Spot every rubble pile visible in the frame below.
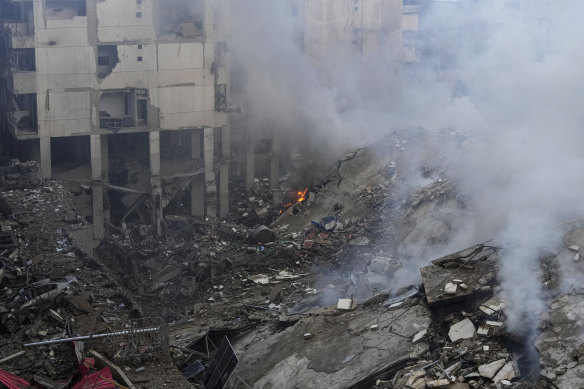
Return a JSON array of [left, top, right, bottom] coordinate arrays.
[[0, 159, 44, 191], [1, 130, 583, 388], [0, 181, 190, 388]]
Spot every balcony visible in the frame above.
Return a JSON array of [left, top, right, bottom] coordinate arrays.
[[99, 89, 149, 132], [6, 94, 38, 139], [3, 22, 34, 48]]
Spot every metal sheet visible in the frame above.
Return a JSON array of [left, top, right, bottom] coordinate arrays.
[[204, 336, 238, 389]]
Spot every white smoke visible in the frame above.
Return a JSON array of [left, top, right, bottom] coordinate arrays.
[[229, 0, 584, 338]]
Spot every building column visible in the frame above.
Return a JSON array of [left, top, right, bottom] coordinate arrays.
[[270, 134, 280, 204], [149, 131, 162, 235], [218, 125, 230, 218], [245, 134, 255, 191], [40, 137, 51, 179], [101, 135, 110, 223], [191, 128, 205, 217], [90, 134, 104, 241], [204, 127, 217, 217]]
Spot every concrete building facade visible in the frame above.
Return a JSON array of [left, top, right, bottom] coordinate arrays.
[[303, 0, 406, 61], [0, 0, 231, 241]]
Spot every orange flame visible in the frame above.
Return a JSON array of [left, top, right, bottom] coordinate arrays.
[[296, 188, 308, 203], [280, 188, 309, 213]]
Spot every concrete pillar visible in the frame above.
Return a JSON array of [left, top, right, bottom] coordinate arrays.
[[218, 125, 231, 218], [101, 135, 110, 223], [270, 134, 280, 204], [204, 127, 217, 217], [245, 141, 255, 191], [90, 134, 104, 241], [191, 128, 205, 217], [39, 137, 51, 179], [149, 131, 163, 234], [101, 135, 109, 179]]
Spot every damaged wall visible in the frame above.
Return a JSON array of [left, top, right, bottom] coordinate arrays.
[[8, 0, 228, 141], [304, 0, 403, 60], [96, 0, 156, 43]]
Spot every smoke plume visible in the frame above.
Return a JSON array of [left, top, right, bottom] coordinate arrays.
[[229, 0, 584, 339]]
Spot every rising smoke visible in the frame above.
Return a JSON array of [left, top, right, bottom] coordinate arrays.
[[229, 0, 584, 341]]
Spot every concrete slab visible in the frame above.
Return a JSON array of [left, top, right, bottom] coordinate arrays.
[[478, 359, 506, 379], [448, 318, 476, 343], [231, 304, 431, 388], [421, 245, 499, 307]]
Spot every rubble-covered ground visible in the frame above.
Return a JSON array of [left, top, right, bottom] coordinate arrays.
[[1, 131, 583, 388]]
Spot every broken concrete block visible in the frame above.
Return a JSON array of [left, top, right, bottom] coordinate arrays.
[[370, 324, 379, 331], [411, 378, 426, 389], [444, 282, 457, 295], [426, 379, 450, 387], [485, 320, 504, 327], [481, 295, 505, 312], [337, 298, 356, 310], [478, 358, 506, 379], [453, 279, 464, 284], [569, 245, 580, 252], [412, 329, 427, 343], [421, 245, 498, 307], [574, 253, 580, 262], [249, 274, 270, 284], [448, 318, 476, 342], [405, 369, 425, 387], [303, 333, 313, 340], [492, 362, 517, 383], [479, 306, 496, 316]]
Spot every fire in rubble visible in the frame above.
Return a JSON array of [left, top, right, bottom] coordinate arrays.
[[280, 188, 309, 213]]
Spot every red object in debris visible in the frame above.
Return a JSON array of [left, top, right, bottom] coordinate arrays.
[[78, 358, 95, 375], [72, 367, 115, 389], [303, 239, 314, 249], [0, 369, 30, 389]]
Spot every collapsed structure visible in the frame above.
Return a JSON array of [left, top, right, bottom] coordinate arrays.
[[0, 1, 581, 389]]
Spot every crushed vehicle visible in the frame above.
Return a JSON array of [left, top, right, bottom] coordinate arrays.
[[0, 275, 79, 333]]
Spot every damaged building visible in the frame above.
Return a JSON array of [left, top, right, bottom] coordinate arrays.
[[0, 0, 583, 389], [0, 0, 231, 242]]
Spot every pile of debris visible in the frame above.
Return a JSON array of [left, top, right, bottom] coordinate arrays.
[[0, 160, 44, 190], [0, 180, 191, 388]]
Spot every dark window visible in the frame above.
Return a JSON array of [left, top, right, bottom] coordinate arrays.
[[13, 49, 35, 72], [137, 99, 148, 125], [136, 12, 142, 18], [137, 56, 143, 62], [98, 56, 110, 66], [138, 44, 143, 50]]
